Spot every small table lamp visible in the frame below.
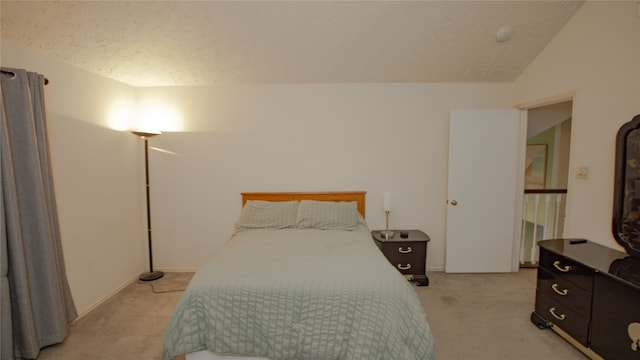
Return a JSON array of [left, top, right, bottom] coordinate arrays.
[[381, 192, 394, 239]]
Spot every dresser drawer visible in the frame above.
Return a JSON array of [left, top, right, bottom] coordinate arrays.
[[535, 290, 590, 346], [539, 249, 594, 291], [591, 273, 640, 360], [537, 267, 592, 318], [379, 241, 426, 275]]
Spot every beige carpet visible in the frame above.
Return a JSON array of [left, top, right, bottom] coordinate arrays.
[[418, 270, 586, 359], [37, 269, 587, 360], [38, 272, 194, 360]]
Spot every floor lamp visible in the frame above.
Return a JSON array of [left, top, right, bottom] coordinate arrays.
[[132, 131, 164, 281]]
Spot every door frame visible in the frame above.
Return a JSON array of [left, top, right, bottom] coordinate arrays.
[[512, 110, 527, 271]]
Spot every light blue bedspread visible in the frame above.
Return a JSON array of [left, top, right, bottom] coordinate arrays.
[[163, 227, 435, 360]]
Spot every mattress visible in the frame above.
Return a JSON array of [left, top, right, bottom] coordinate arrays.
[[163, 227, 434, 360]]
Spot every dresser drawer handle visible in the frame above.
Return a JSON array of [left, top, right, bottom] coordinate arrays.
[[551, 283, 569, 296], [553, 261, 571, 272], [397, 264, 411, 270], [628, 323, 640, 351], [549, 307, 566, 321], [398, 246, 412, 254]]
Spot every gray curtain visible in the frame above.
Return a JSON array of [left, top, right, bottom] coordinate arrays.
[[1, 68, 77, 359]]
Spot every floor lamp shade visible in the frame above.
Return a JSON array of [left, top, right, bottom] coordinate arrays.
[[132, 131, 163, 281]]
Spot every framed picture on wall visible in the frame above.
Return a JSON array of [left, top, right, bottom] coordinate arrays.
[[525, 144, 547, 189]]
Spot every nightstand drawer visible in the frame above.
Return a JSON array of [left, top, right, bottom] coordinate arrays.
[[379, 241, 426, 274], [537, 267, 591, 318]]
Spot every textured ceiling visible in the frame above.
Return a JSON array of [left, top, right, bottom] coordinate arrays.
[[1, 1, 585, 87]]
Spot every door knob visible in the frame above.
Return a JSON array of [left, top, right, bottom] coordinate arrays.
[[450, 200, 458, 206]]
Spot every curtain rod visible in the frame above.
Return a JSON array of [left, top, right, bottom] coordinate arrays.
[[1, 69, 49, 85]]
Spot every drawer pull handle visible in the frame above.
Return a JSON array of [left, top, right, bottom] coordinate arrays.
[[398, 246, 412, 254], [553, 261, 571, 272], [397, 264, 411, 270], [551, 283, 569, 296], [549, 307, 566, 321]]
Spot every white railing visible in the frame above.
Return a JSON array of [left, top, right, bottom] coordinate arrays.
[[520, 190, 567, 266]]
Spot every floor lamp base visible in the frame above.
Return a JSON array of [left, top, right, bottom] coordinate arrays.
[[139, 271, 164, 282]]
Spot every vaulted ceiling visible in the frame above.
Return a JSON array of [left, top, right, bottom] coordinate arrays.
[[1, 1, 585, 87]]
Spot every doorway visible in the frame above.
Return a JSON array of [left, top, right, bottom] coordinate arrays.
[[520, 100, 573, 267]]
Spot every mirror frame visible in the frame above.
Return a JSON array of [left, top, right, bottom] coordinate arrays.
[[613, 114, 640, 257]]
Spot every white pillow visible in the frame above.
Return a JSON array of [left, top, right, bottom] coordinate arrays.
[[234, 200, 299, 232], [296, 200, 360, 230]]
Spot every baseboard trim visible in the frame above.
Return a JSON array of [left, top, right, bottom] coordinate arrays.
[[72, 273, 139, 323], [160, 267, 199, 273], [551, 325, 604, 360], [72, 269, 197, 323]]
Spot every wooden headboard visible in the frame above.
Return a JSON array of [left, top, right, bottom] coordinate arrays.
[[241, 191, 366, 217]]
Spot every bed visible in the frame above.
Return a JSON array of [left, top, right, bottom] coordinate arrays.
[[163, 192, 435, 360]]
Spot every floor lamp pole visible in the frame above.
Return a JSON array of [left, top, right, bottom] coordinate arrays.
[[133, 131, 163, 282]]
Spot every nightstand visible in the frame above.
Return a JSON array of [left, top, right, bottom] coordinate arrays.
[[371, 229, 430, 286]]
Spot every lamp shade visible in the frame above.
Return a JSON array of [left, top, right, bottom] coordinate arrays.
[[383, 192, 392, 212], [132, 130, 161, 138]]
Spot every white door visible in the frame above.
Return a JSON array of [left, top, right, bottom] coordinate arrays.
[[445, 109, 526, 273]]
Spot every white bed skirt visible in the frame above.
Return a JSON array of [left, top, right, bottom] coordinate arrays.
[[186, 350, 269, 360]]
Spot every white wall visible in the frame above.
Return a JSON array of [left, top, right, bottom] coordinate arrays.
[[1, 41, 145, 315], [514, 1, 640, 251], [140, 83, 515, 272]]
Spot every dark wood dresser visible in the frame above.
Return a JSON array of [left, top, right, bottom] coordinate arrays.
[[532, 238, 640, 359]]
